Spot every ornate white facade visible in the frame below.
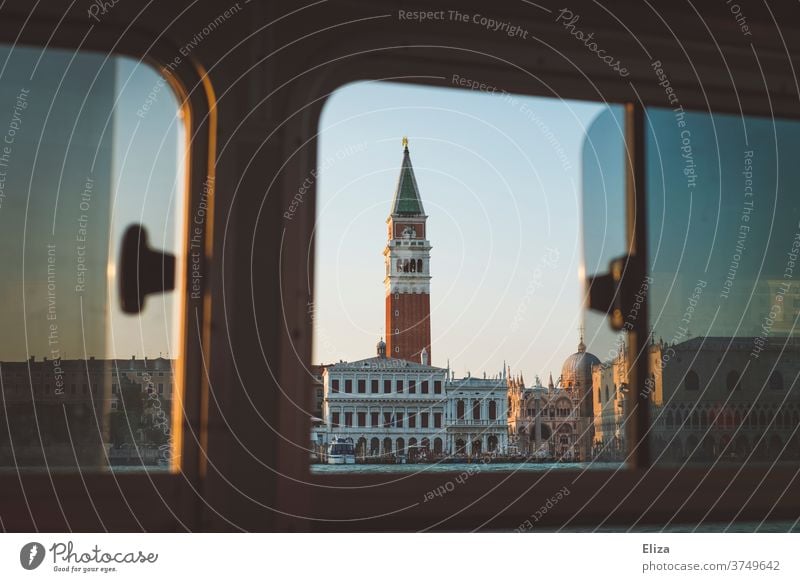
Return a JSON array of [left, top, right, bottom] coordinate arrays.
[[322, 341, 509, 458], [507, 375, 590, 460], [322, 341, 449, 459], [446, 375, 508, 456], [507, 338, 600, 461]]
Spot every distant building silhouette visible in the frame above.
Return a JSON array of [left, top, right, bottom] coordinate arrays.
[[0, 355, 174, 467]]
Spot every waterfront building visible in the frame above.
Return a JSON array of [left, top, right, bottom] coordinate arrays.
[[507, 338, 599, 460], [507, 374, 589, 460], [647, 337, 800, 462], [0, 355, 174, 465], [592, 342, 627, 460], [309, 364, 325, 419], [446, 373, 508, 456], [560, 334, 599, 422], [591, 335, 800, 463], [322, 339, 448, 459]]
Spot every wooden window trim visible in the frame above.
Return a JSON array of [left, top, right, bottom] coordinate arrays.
[[5, 0, 800, 532], [0, 18, 216, 531], [274, 32, 800, 530]]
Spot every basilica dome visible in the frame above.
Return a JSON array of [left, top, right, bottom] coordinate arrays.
[[561, 338, 600, 391]]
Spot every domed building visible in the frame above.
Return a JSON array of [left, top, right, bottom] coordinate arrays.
[[505, 335, 600, 461], [561, 335, 600, 418]]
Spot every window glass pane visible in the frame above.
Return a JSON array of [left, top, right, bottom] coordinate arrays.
[[581, 107, 628, 462], [0, 45, 186, 471], [645, 107, 800, 465], [310, 80, 622, 473]]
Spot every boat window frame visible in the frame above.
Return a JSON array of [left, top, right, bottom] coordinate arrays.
[[0, 17, 215, 531], [4, 1, 800, 532], [281, 68, 800, 533]]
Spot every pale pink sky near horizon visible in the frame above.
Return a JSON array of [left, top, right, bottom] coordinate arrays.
[[312, 81, 623, 381]]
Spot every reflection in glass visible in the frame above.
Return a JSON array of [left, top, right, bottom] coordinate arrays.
[[644, 108, 800, 465], [580, 106, 628, 461], [0, 46, 184, 470]]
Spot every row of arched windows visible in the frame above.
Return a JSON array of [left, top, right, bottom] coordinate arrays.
[[362, 436, 443, 456], [522, 403, 573, 418], [653, 433, 800, 463], [662, 404, 800, 430], [682, 369, 786, 392], [396, 258, 423, 273]]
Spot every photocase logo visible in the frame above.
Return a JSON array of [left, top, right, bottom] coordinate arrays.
[[20, 542, 46, 570]]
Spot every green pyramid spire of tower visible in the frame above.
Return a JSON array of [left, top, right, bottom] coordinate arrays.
[[391, 137, 425, 216]]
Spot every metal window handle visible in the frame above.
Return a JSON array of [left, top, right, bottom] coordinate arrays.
[[119, 224, 176, 314], [586, 255, 629, 330]]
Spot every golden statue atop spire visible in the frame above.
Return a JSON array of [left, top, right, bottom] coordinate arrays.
[[402, 136, 408, 149]]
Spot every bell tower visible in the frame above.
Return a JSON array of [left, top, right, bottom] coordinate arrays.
[[384, 137, 432, 363]]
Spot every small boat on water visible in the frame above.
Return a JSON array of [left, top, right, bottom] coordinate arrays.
[[327, 436, 356, 465]]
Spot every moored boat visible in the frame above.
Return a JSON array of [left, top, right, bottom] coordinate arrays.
[[327, 436, 356, 464]]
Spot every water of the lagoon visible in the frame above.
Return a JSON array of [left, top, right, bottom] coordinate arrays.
[[310, 461, 623, 474]]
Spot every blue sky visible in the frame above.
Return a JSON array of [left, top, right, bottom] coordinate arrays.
[[314, 80, 621, 380], [0, 49, 181, 361], [109, 57, 183, 360]]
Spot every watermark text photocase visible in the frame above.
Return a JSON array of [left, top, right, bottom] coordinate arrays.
[[87, 0, 122, 23], [555, 8, 629, 77]]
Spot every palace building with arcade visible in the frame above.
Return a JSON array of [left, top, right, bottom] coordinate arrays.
[[322, 340, 448, 459]]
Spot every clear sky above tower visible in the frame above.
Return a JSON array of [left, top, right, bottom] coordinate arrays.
[[314, 80, 617, 380]]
